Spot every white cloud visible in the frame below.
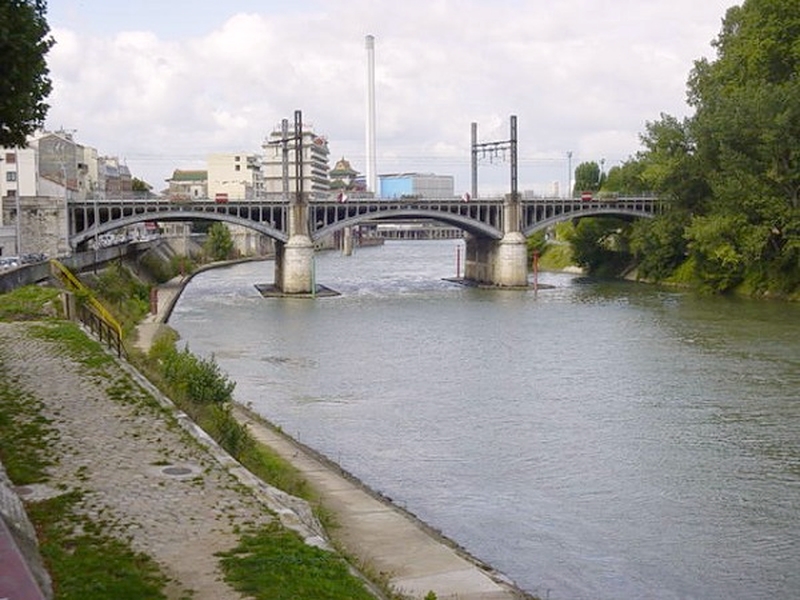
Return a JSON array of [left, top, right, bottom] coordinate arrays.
[[44, 0, 735, 193]]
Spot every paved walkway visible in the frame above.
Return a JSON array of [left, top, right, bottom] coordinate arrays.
[[0, 321, 274, 599]]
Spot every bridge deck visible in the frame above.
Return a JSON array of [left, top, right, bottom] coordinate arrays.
[[67, 196, 664, 248]]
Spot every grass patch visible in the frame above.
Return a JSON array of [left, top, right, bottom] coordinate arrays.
[[217, 521, 375, 600], [26, 491, 171, 600], [30, 321, 114, 373], [0, 285, 61, 321], [0, 362, 57, 484]]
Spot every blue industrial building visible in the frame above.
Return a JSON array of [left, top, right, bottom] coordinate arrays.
[[379, 173, 454, 199]]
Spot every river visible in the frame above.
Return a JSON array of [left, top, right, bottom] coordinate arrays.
[[168, 240, 800, 600]]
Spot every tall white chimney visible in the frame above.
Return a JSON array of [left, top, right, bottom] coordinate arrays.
[[365, 35, 377, 195]]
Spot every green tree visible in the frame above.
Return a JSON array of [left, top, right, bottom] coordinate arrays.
[[204, 222, 234, 261], [637, 114, 711, 211], [573, 161, 603, 195], [630, 211, 691, 281], [0, 0, 54, 147], [602, 159, 648, 195], [131, 177, 152, 194], [567, 217, 633, 277], [684, 0, 800, 293], [623, 0, 800, 295]]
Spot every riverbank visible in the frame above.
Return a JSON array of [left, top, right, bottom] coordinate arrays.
[[139, 265, 532, 599]]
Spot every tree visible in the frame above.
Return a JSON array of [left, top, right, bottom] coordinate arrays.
[[637, 114, 711, 211], [630, 210, 691, 282], [684, 0, 800, 293], [602, 159, 648, 195], [131, 177, 152, 194], [621, 0, 800, 295], [0, 0, 54, 147], [567, 217, 633, 277], [204, 222, 234, 261], [573, 161, 603, 195]]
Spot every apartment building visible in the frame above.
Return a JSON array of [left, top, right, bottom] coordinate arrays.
[[262, 124, 330, 200], [207, 153, 263, 200]]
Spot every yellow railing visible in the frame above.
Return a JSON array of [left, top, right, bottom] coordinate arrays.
[[50, 259, 125, 355]]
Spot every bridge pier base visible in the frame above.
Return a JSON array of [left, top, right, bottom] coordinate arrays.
[[464, 232, 528, 287], [342, 226, 353, 256], [275, 235, 315, 294]]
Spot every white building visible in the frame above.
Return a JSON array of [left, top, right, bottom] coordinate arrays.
[[0, 130, 137, 258], [262, 124, 330, 200], [207, 153, 263, 200]]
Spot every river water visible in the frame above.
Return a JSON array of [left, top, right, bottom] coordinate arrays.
[[169, 240, 800, 600]]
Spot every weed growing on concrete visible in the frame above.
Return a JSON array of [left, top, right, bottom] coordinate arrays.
[[0, 363, 57, 484], [30, 321, 114, 373], [217, 520, 376, 600], [26, 491, 172, 600]]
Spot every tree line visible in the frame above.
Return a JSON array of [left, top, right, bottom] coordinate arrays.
[[568, 0, 799, 297]]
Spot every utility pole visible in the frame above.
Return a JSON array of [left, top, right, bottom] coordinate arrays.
[[470, 115, 518, 201], [268, 110, 306, 209], [567, 151, 573, 198]]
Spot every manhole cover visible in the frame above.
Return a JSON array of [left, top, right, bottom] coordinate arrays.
[[162, 466, 193, 476], [15, 486, 33, 496]]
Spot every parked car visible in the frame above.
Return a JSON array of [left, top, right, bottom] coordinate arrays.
[[0, 256, 20, 271]]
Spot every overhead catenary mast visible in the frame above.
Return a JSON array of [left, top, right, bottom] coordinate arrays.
[[365, 34, 377, 195]]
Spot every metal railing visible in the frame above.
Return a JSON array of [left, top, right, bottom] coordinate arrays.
[[50, 259, 125, 357]]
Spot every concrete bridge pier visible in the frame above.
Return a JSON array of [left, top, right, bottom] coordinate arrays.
[[341, 226, 354, 256], [274, 235, 315, 294], [464, 233, 529, 287], [493, 231, 529, 287]]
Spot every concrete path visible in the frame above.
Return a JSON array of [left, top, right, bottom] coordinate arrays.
[[235, 407, 524, 599]]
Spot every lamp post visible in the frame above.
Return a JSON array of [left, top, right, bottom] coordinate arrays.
[[12, 151, 21, 256]]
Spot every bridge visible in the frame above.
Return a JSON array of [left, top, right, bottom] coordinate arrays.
[[67, 195, 664, 293]]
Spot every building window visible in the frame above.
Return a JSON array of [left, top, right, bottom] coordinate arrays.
[[6, 171, 16, 182], [235, 165, 241, 171], [5, 153, 15, 164]]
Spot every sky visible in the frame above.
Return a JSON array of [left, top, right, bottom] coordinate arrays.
[[44, 0, 737, 195]]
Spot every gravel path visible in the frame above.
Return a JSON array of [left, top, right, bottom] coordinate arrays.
[[0, 321, 277, 600]]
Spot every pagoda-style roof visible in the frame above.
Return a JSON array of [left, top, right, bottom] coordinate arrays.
[[330, 157, 357, 177]]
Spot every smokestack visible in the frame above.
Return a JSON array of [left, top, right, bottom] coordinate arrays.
[[365, 35, 377, 195]]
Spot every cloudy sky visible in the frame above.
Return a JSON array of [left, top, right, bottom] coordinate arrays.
[[45, 0, 736, 195]]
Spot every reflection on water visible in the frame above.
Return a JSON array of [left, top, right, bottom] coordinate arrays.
[[170, 241, 800, 600]]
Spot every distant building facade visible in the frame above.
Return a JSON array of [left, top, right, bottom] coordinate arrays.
[[379, 173, 454, 199], [0, 130, 115, 257], [262, 124, 330, 200], [165, 170, 207, 200], [207, 153, 263, 200]]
